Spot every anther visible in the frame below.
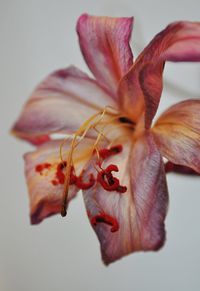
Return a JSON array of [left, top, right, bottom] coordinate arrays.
[[91, 212, 119, 232], [35, 163, 51, 175], [51, 162, 77, 186], [99, 145, 123, 159], [97, 164, 127, 193]]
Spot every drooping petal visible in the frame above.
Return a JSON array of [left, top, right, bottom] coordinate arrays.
[[118, 21, 200, 128], [24, 137, 94, 224], [83, 133, 168, 264], [165, 161, 199, 175], [77, 14, 134, 97], [153, 100, 200, 173], [12, 66, 115, 144]]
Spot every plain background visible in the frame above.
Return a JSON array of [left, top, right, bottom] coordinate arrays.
[[0, 0, 200, 290]]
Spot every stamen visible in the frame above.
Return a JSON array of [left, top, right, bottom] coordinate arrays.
[[99, 145, 122, 159], [35, 163, 51, 175], [97, 164, 127, 193], [51, 162, 77, 186], [90, 212, 119, 232], [60, 107, 120, 217]]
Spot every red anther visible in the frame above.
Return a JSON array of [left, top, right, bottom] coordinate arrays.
[[99, 145, 123, 159], [51, 179, 58, 186], [53, 162, 77, 186], [117, 185, 127, 193], [110, 145, 123, 154], [99, 148, 110, 159], [35, 163, 51, 175], [105, 164, 119, 174], [91, 212, 119, 232], [97, 164, 127, 193], [97, 171, 119, 191], [69, 166, 77, 185], [76, 173, 95, 190], [35, 164, 43, 173], [56, 162, 65, 184]]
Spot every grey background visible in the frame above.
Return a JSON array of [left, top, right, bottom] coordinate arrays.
[[0, 0, 200, 290]]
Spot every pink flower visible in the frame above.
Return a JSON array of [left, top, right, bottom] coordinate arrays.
[[12, 14, 200, 265]]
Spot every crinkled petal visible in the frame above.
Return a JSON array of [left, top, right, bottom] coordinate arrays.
[[118, 21, 200, 128], [77, 14, 133, 97], [12, 66, 115, 144], [24, 138, 94, 224], [153, 100, 200, 173], [83, 133, 168, 264]]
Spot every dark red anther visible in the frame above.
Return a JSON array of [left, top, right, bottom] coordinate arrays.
[[104, 164, 119, 174], [76, 173, 95, 190], [52, 162, 77, 186], [91, 212, 119, 232], [97, 164, 127, 193], [99, 145, 123, 159], [69, 166, 77, 185], [35, 163, 51, 175], [51, 179, 58, 186], [56, 162, 65, 184], [117, 185, 127, 193], [110, 145, 123, 154], [97, 171, 119, 191]]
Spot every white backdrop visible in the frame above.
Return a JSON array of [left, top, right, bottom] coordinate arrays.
[[1, 0, 200, 290]]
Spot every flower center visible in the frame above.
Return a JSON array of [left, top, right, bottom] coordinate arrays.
[[59, 106, 134, 217]]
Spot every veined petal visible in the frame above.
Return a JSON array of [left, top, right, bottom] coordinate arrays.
[[118, 21, 200, 128], [77, 14, 133, 97], [83, 133, 168, 264], [24, 138, 94, 224], [12, 66, 115, 144], [153, 99, 200, 173]]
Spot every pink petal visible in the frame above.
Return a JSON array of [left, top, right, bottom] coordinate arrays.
[[24, 138, 94, 224], [12, 66, 115, 144], [118, 21, 200, 128], [83, 133, 168, 264], [153, 100, 200, 173], [165, 161, 199, 175], [77, 14, 133, 97]]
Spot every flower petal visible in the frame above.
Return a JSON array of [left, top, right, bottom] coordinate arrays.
[[83, 133, 168, 264], [77, 14, 133, 97], [153, 100, 200, 173], [24, 138, 94, 224], [165, 161, 199, 175], [12, 66, 115, 144], [118, 21, 200, 128]]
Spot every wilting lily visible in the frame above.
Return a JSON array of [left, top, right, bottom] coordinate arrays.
[[12, 14, 200, 265]]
